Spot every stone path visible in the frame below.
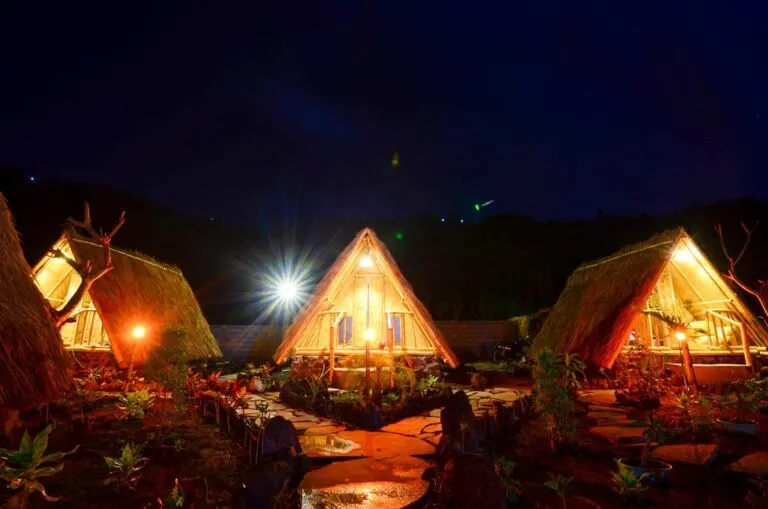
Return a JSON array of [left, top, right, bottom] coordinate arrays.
[[225, 387, 528, 507], [581, 390, 649, 445]]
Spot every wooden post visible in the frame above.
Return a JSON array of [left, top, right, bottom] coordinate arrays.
[[646, 313, 654, 347], [388, 314, 395, 389], [681, 340, 698, 392], [329, 323, 336, 387], [741, 323, 754, 371]]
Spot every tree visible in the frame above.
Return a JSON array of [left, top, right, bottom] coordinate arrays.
[[715, 222, 768, 319], [47, 202, 125, 328]]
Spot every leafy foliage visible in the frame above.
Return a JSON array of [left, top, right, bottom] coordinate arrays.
[[158, 478, 185, 508], [143, 328, 190, 412], [118, 389, 155, 420], [611, 460, 648, 499], [104, 442, 149, 489], [417, 375, 440, 394], [532, 350, 576, 446], [544, 473, 572, 509], [0, 425, 79, 508], [562, 353, 586, 390], [494, 456, 523, 505]]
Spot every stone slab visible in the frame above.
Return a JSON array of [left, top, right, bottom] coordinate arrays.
[[728, 452, 768, 475], [299, 455, 429, 509], [578, 390, 617, 405], [589, 426, 647, 445], [650, 444, 718, 466], [489, 391, 525, 403], [304, 422, 348, 436], [588, 404, 627, 414], [301, 430, 435, 459], [380, 416, 442, 437]]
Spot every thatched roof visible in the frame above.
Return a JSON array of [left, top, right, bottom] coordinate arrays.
[[532, 229, 684, 368], [67, 235, 222, 367], [0, 194, 72, 408], [274, 227, 459, 367]]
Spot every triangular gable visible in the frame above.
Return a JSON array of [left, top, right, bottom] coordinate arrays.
[[33, 234, 222, 367], [532, 228, 768, 368], [274, 228, 459, 367]]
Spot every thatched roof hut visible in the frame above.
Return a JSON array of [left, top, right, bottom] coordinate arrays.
[[274, 227, 459, 368], [33, 234, 222, 367], [0, 194, 72, 408], [532, 228, 768, 368]]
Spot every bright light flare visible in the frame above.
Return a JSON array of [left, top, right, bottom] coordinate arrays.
[[673, 247, 694, 264], [277, 279, 299, 301], [674, 330, 687, 341], [132, 325, 147, 340], [359, 255, 374, 268], [364, 328, 376, 341], [254, 250, 316, 321]]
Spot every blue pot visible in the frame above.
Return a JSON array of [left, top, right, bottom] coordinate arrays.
[[618, 457, 672, 485]]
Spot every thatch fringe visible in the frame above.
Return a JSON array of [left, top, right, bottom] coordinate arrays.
[[0, 194, 73, 408], [69, 236, 222, 367], [532, 229, 683, 368]]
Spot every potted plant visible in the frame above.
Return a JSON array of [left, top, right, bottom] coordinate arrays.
[[618, 411, 673, 485], [717, 382, 759, 435]]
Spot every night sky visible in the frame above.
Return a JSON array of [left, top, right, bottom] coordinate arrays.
[[2, 2, 766, 223]]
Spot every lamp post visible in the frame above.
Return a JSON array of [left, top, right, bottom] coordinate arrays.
[[124, 325, 146, 391], [364, 328, 375, 398]]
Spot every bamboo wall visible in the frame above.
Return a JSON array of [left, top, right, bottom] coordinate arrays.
[[213, 320, 530, 365]]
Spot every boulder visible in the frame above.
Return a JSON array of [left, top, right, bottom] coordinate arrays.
[[440, 453, 506, 509], [260, 416, 301, 458], [242, 460, 294, 509], [441, 391, 483, 453]]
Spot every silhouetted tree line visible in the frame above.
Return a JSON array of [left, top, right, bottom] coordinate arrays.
[[2, 166, 767, 325]]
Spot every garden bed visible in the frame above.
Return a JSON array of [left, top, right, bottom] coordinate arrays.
[[0, 393, 251, 508]]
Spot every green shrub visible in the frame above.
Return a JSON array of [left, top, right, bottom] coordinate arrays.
[[0, 425, 79, 507]]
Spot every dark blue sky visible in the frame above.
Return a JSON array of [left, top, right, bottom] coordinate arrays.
[[1, 2, 766, 222]]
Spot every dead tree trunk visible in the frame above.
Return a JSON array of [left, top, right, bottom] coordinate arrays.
[[48, 202, 125, 328]]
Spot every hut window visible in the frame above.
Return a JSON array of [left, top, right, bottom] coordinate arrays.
[[337, 316, 353, 346], [393, 315, 402, 346]]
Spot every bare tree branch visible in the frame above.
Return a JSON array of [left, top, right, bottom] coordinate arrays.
[[48, 202, 125, 329], [715, 222, 768, 319]]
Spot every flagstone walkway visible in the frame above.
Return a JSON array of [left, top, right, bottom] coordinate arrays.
[[224, 387, 528, 508]]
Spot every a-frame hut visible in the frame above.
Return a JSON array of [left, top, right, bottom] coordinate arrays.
[[32, 233, 223, 368], [532, 228, 768, 376], [0, 194, 72, 409], [274, 228, 458, 384]]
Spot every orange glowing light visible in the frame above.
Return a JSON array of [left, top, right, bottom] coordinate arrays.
[[132, 325, 147, 340], [674, 330, 687, 341]]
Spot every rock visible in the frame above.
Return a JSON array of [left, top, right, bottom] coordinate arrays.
[[242, 460, 294, 509], [260, 416, 301, 458], [589, 425, 647, 445], [300, 430, 435, 458], [729, 452, 768, 475], [248, 377, 266, 393], [578, 390, 618, 405], [650, 444, 718, 466], [380, 416, 442, 437], [299, 455, 429, 508], [303, 422, 347, 435], [441, 453, 506, 509], [471, 373, 488, 390], [441, 391, 483, 453]]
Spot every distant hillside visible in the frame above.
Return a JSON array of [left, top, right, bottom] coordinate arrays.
[[2, 166, 768, 325]]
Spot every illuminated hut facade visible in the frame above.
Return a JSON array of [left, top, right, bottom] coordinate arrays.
[[533, 228, 768, 378], [32, 234, 223, 368], [274, 228, 458, 386], [0, 194, 72, 409]]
